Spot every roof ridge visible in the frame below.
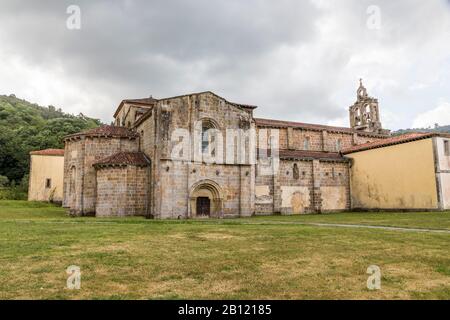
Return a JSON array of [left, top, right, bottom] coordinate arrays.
[[255, 117, 388, 137], [94, 151, 150, 167], [341, 132, 441, 154], [30, 149, 65, 156], [64, 125, 138, 140]]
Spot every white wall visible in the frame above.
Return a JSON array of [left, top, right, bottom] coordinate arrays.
[[435, 137, 450, 209]]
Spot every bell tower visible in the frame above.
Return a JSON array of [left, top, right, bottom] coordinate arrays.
[[349, 79, 387, 134]]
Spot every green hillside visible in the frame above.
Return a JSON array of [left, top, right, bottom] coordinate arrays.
[[0, 94, 101, 183], [394, 125, 450, 135]]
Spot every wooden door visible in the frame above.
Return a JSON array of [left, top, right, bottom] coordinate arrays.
[[196, 197, 211, 216]]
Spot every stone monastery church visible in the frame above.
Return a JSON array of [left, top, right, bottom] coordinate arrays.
[[63, 81, 392, 218]]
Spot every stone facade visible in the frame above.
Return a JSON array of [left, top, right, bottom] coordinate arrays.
[[95, 165, 150, 217], [63, 84, 390, 218]]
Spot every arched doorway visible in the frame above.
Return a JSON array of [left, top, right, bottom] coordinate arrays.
[[189, 180, 223, 218]]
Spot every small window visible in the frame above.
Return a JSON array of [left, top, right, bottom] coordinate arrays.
[[45, 179, 52, 189], [303, 137, 310, 150], [139, 130, 144, 150], [444, 140, 450, 156], [293, 163, 300, 180]]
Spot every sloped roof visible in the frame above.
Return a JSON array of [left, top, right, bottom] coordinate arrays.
[[64, 125, 139, 140], [93, 152, 150, 167], [114, 91, 257, 119], [280, 149, 348, 161], [114, 97, 157, 118], [255, 118, 388, 137], [158, 91, 258, 109], [30, 149, 64, 156], [258, 149, 348, 162], [124, 97, 158, 105], [342, 132, 450, 154]]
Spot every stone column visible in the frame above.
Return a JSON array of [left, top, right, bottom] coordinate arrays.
[[352, 133, 358, 146], [77, 137, 86, 216], [273, 166, 281, 213], [287, 127, 294, 150], [322, 130, 328, 152], [239, 166, 254, 217], [312, 159, 322, 213]]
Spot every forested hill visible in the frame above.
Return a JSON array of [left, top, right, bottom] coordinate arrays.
[[0, 94, 102, 182], [394, 125, 450, 135]]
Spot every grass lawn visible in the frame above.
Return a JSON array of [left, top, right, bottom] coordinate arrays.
[[0, 201, 449, 300]]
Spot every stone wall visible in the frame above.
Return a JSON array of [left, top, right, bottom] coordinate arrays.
[[257, 126, 385, 152], [278, 160, 315, 214], [318, 161, 350, 212], [255, 159, 350, 215], [157, 160, 253, 219], [63, 136, 139, 216], [138, 91, 256, 219], [95, 165, 149, 217], [255, 173, 274, 215]]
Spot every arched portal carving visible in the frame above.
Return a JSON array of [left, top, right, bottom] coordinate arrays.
[[188, 180, 224, 218]]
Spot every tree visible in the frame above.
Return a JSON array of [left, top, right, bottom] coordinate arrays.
[[0, 94, 102, 183], [0, 175, 9, 187]]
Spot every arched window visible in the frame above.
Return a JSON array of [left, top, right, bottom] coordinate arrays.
[[293, 163, 299, 180], [201, 119, 218, 154]]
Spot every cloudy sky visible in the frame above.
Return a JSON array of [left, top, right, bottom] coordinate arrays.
[[0, 0, 449, 129]]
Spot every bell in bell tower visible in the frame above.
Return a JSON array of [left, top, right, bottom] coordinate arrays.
[[349, 79, 387, 134]]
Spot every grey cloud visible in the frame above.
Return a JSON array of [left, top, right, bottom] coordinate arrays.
[[0, 0, 449, 128]]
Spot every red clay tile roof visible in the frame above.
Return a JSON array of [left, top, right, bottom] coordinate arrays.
[[30, 149, 65, 156], [280, 149, 348, 161], [64, 125, 139, 140], [258, 149, 348, 161], [341, 132, 450, 154], [93, 152, 150, 167], [255, 118, 388, 137]]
